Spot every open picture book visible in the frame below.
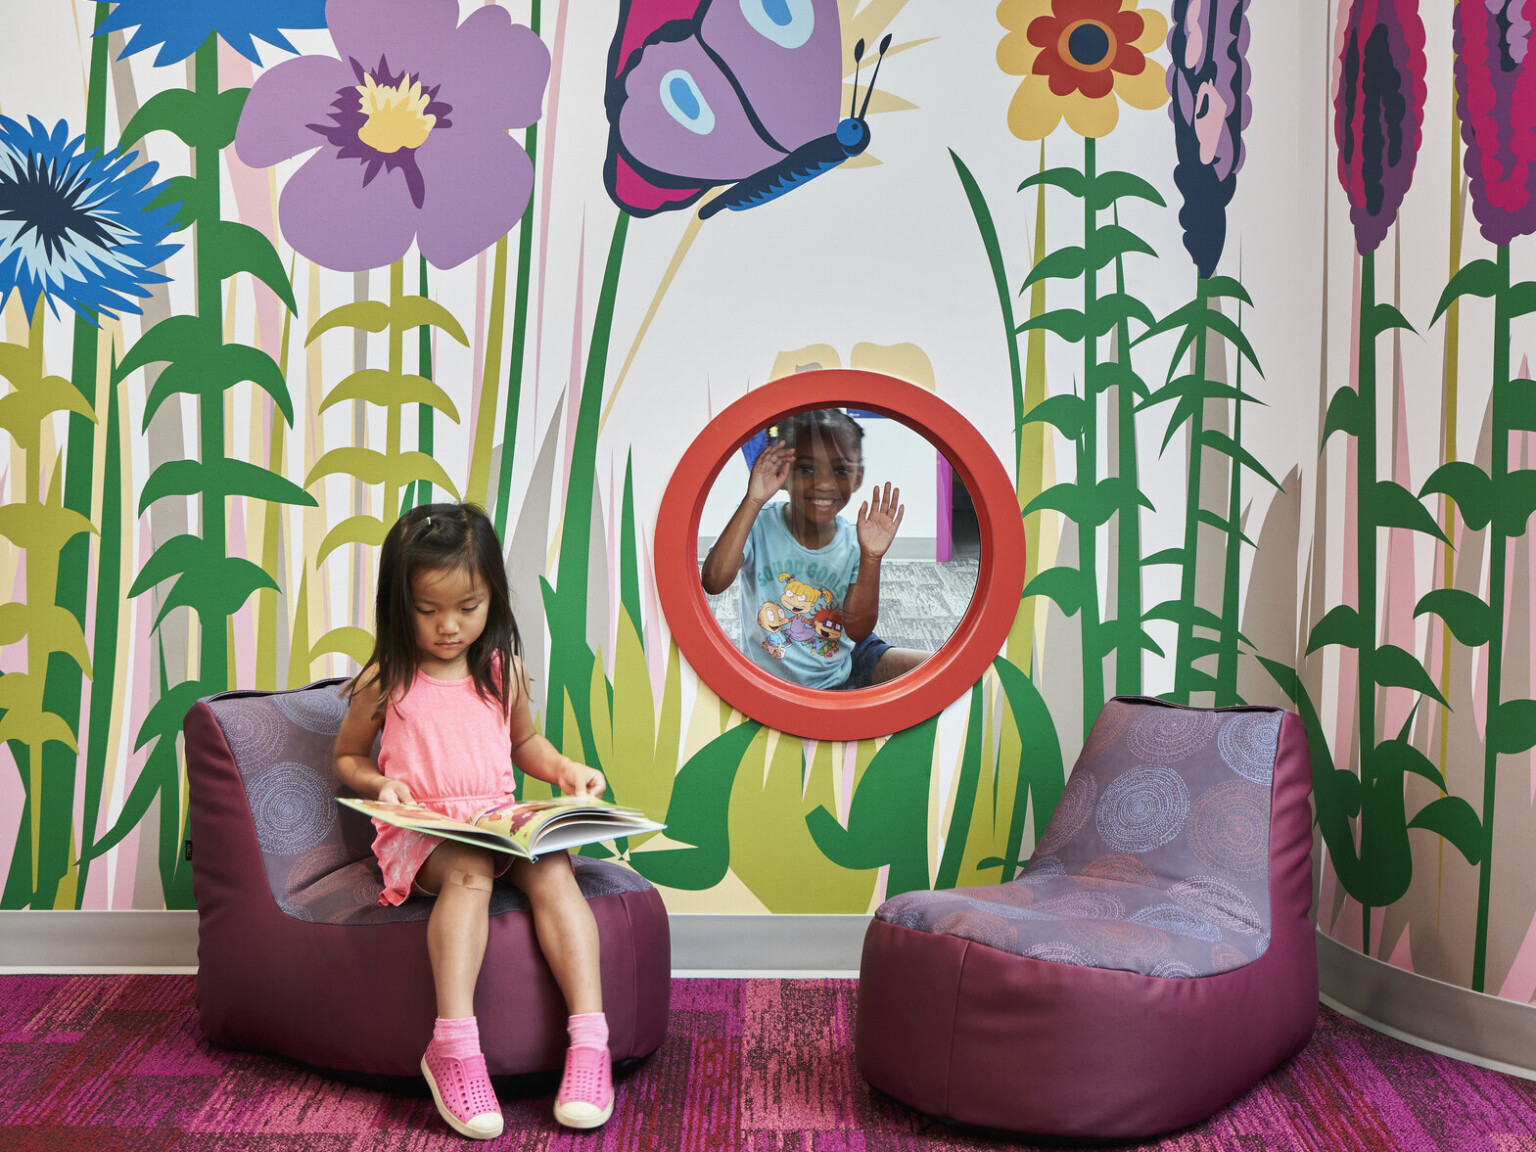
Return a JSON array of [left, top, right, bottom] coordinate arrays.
[[337, 795, 664, 860]]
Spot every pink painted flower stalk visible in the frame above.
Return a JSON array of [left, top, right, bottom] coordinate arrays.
[[1332, 0, 1428, 254], [1454, 0, 1536, 245]]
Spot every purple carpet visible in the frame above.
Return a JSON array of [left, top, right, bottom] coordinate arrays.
[[2, 975, 1533, 1150]]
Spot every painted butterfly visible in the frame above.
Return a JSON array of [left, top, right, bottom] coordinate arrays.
[[603, 0, 891, 219]]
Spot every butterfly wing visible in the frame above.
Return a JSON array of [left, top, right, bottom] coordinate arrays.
[[699, 0, 842, 153]]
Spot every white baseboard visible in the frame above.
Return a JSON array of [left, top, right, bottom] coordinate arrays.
[[0, 910, 869, 976]]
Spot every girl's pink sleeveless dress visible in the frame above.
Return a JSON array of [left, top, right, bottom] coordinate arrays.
[[372, 668, 518, 905]]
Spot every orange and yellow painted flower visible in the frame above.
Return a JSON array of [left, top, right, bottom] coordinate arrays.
[[997, 0, 1169, 140]]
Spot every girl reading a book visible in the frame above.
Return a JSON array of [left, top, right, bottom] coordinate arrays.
[[334, 502, 613, 1138]]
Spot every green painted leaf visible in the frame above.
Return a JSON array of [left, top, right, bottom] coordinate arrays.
[[1490, 699, 1536, 755], [1091, 360, 1151, 401], [1021, 245, 1086, 291], [142, 344, 294, 428], [1408, 795, 1484, 866], [1306, 604, 1365, 653], [1321, 386, 1364, 448], [1101, 618, 1165, 658], [308, 626, 375, 666], [1431, 258, 1502, 326], [1017, 308, 1086, 342], [1141, 547, 1185, 567], [1090, 292, 1157, 336], [1497, 377, 1536, 433], [1134, 297, 1202, 345], [1199, 275, 1253, 306], [1087, 224, 1156, 269], [1506, 279, 1536, 320], [1018, 166, 1086, 198], [1374, 644, 1449, 706], [139, 459, 317, 512], [314, 515, 388, 567], [319, 369, 461, 420], [1201, 309, 1264, 374], [1413, 588, 1493, 647], [1020, 393, 1087, 439], [1088, 170, 1165, 210], [151, 174, 201, 231], [128, 533, 209, 597], [306, 300, 392, 343], [148, 557, 278, 630], [628, 722, 762, 890], [392, 296, 469, 345], [120, 86, 248, 150], [1137, 372, 1249, 413], [1145, 599, 1222, 631], [0, 503, 94, 553], [1022, 566, 1082, 616], [1157, 393, 1202, 453], [117, 314, 204, 379], [1420, 461, 1493, 530], [1371, 480, 1449, 543], [202, 220, 297, 313], [1493, 470, 1536, 537], [1370, 303, 1416, 335], [1206, 431, 1281, 489], [1375, 738, 1445, 790], [990, 658, 1065, 878]]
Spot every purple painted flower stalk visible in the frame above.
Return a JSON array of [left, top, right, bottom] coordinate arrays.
[[1454, 0, 1536, 246], [1333, 0, 1428, 254], [1167, 0, 1251, 277]]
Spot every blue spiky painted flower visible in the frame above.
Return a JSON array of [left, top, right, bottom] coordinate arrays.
[[96, 0, 328, 67], [0, 117, 181, 324]]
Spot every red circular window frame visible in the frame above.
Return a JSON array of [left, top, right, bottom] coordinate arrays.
[[654, 370, 1027, 741]]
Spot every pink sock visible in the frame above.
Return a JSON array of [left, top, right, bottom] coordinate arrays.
[[433, 1015, 481, 1058], [567, 1012, 608, 1052]]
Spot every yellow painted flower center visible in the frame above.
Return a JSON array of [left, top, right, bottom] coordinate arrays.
[[355, 73, 436, 153]]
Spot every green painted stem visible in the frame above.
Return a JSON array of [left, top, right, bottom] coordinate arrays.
[[493, 0, 540, 538], [42, 1, 111, 907], [1173, 275, 1209, 706], [1216, 297, 1246, 705], [546, 212, 629, 754], [194, 37, 226, 692], [1112, 241, 1142, 696], [1078, 137, 1103, 738], [1357, 250, 1379, 955], [384, 259, 405, 521], [1472, 244, 1511, 993]]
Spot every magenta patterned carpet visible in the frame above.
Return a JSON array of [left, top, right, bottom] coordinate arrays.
[[3, 975, 1535, 1150]]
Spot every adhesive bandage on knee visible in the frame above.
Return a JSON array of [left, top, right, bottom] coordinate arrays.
[[446, 869, 493, 893]]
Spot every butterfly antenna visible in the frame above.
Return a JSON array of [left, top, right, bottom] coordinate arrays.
[[857, 34, 892, 121], [849, 38, 866, 118]]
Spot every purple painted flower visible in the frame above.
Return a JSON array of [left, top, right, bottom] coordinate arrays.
[[1166, 0, 1251, 276], [1454, 0, 1536, 246], [234, 0, 549, 272], [1332, 0, 1427, 254]]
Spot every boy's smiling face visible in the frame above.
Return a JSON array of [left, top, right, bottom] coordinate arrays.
[[789, 430, 863, 530]]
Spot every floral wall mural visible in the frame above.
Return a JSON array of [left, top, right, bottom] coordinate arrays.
[[1, 0, 1533, 1014]]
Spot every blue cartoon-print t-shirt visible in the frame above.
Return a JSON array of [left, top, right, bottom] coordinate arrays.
[[737, 503, 861, 689]]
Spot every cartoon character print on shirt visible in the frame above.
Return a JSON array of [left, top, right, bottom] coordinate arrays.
[[812, 607, 844, 658], [777, 573, 831, 644], [757, 601, 791, 660]]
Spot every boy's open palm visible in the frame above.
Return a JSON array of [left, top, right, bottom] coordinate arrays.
[[857, 482, 904, 557], [747, 442, 793, 504]]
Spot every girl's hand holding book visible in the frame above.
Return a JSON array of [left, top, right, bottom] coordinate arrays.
[[376, 778, 416, 805]]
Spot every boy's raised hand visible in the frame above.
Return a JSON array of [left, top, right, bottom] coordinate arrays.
[[746, 441, 793, 505], [856, 482, 904, 558]]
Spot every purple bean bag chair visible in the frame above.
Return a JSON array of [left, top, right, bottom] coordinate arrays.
[[183, 678, 671, 1078], [856, 696, 1316, 1139]]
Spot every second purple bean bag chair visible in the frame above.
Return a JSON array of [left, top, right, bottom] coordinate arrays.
[[856, 696, 1316, 1139], [183, 678, 671, 1078]]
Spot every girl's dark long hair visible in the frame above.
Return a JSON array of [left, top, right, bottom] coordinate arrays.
[[351, 502, 523, 720]]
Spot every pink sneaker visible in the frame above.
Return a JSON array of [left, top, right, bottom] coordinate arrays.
[[553, 1044, 614, 1129], [421, 1038, 503, 1139]]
